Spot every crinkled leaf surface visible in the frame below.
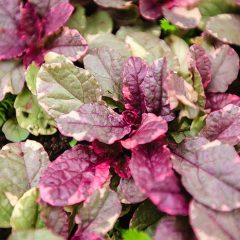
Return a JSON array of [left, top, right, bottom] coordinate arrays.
[[49, 27, 88, 61], [36, 55, 101, 119], [39, 144, 110, 206], [0, 140, 50, 227], [15, 88, 56, 136], [75, 184, 121, 235], [57, 103, 131, 144], [201, 104, 240, 145], [8, 228, 63, 240], [121, 113, 168, 149], [2, 118, 29, 142], [84, 47, 126, 100], [206, 14, 240, 46], [130, 142, 188, 215], [172, 138, 240, 211], [93, 0, 132, 9], [207, 44, 239, 93], [190, 200, 240, 240], [0, 60, 25, 101]]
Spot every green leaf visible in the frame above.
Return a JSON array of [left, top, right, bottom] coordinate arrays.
[[122, 229, 152, 240], [190, 114, 206, 136], [2, 118, 29, 142], [160, 18, 178, 34], [69, 138, 78, 147], [36, 54, 101, 119], [26, 62, 39, 95], [8, 228, 64, 240], [0, 94, 15, 127], [14, 88, 56, 136], [10, 188, 43, 230]]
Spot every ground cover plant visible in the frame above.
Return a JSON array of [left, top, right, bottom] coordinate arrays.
[[0, 0, 240, 239]]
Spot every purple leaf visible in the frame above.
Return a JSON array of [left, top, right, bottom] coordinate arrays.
[[206, 93, 240, 112], [57, 103, 131, 144], [207, 44, 239, 93], [0, 0, 21, 29], [112, 155, 131, 179], [48, 27, 88, 61], [122, 57, 147, 115], [0, 29, 25, 60], [201, 104, 240, 145], [172, 138, 240, 211], [130, 142, 189, 215], [154, 216, 194, 240], [44, 2, 74, 36], [188, 44, 211, 88], [39, 144, 110, 206], [139, 0, 163, 21], [23, 46, 45, 67], [121, 113, 168, 149], [72, 228, 104, 240], [190, 200, 240, 240]]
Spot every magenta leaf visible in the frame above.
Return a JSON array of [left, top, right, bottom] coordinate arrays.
[[112, 155, 131, 179], [139, 0, 163, 21], [57, 103, 131, 144], [0, 0, 21, 29], [130, 142, 189, 215], [172, 137, 240, 211], [48, 27, 88, 61], [0, 29, 25, 60], [39, 144, 110, 206], [122, 57, 147, 115], [23, 45, 46, 67], [121, 113, 168, 149], [72, 228, 104, 240], [207, 44, 239, 93], [190, 200, 240, 240], [201, 104, 240, 145], [188, 44, 211, 88], [44, 2, 74, 36]]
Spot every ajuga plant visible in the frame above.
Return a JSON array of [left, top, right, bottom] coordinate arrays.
[[1, 0, 240, 240]]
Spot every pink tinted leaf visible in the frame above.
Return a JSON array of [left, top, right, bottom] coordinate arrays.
[[93, 0, 132, 9], [188, 44, 211, 88], [48, 27, 88, 61], [23, 46, 45, 67], [172, 138, 240, 211], [163, 7, 201, 29], [130, 142, 189, 215], [206, 93, 240, 111], [154, 216, 194, 240], [39, 144, 110, 206], [0, 29, 25, 60], [117, 178, 147, 204], [121, 113, 168, 149], [207, 44, 239, 93], [72, 228, 104, 240], [122, 57, 147, 115], [112, 155, 131, 179], [44, 2, 74, 36], [201, 104, 240, 145], [190, 200, 240, 240], [139, 0, 163, 21], [57, 103, 131, 144], [0, 0, 21, 29]]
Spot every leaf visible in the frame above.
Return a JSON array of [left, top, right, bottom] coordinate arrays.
[[36, 55, 101, 119], [0, 60, 25, 101], [48, 27, 88, 61], [0, 140, 50, 227], [130, 200, 163, 230], [8, 228, 64, 240], [26, 62, 39, 95], [117, 178, 147, 204], [139, 0, 163, 21], [122, 229, 152, 240], [172, 138, 240, 211], [44, 2, 74, 36], [75, 184, 121, 236], [121, 113, 168, 149], [190, 200, 240, 240], [57, 103, 131, 144], [0, 0, 21, 29], [163, 7, 201, 29], [39, 144, 110, 206], [206, 14, 240, 46], [10, 188, 41, 230], [72, 230, 104, 240], [207, 44, 239, 93], [84, 47, 126, 100], [93, 0, 132, 9], [130, 142, 189, 215], [2, 118, 29, 142], [14, 87, 56, 136]]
